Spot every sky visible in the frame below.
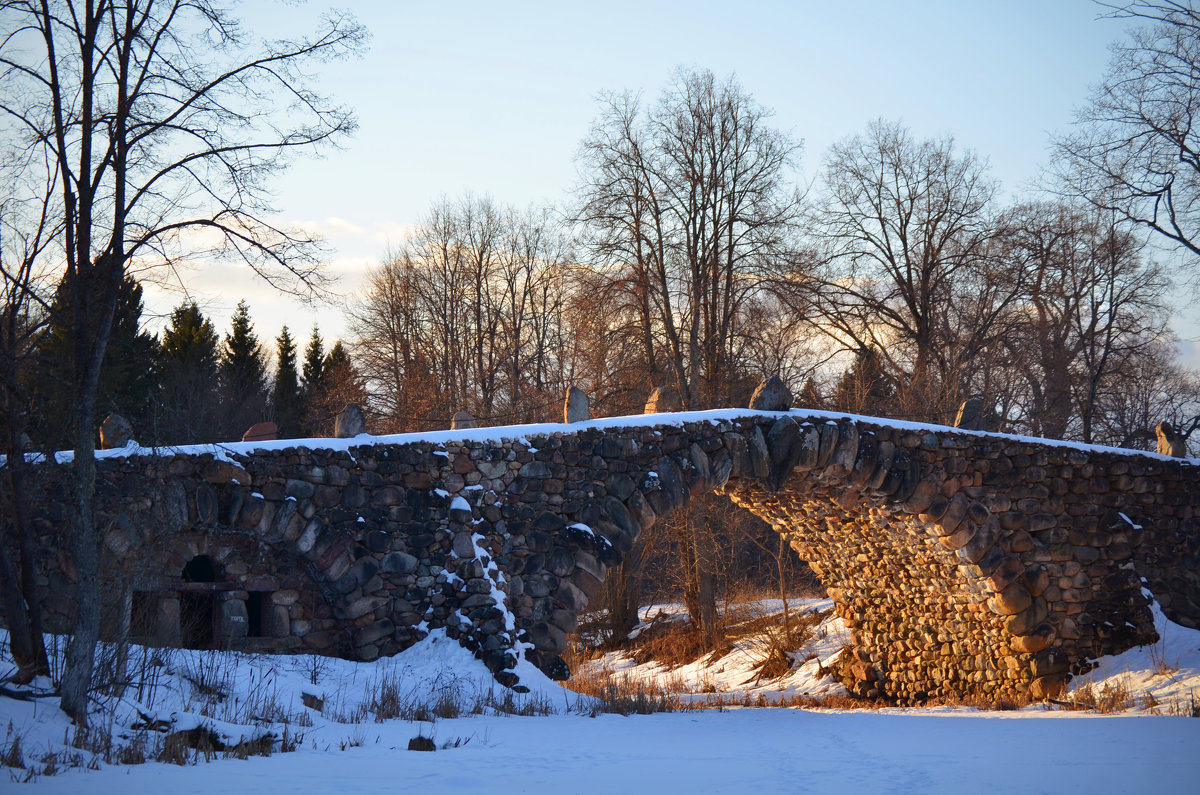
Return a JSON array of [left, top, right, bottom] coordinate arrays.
[[141, 0, 1199, 363]]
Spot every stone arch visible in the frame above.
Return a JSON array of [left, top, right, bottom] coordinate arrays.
[[182, 553, 220, 582], [512, 414, 1161, 703]]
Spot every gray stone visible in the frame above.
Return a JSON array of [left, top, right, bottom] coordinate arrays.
[[381, 551, 419, 576], [643, 385, 682, 414], [451, 411, 477, 430], [529, 621, 566, 652], [478, 460, 506, 478], [954, 397, 985, 430], [99, 413, 134, 449], [453, 531, 478, 559], [220, 599, 249, 639], [748, 375, 792, 411], [520, 460, 553, 478], [766, 415, 802, 490], [335, 404, 366, 438], [747, 426, 770, 480], [564, 385, 589, 423], [1156, 421, 1187, 457]]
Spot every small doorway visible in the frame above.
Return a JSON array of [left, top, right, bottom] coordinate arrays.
[[180, 555, 221, 649]]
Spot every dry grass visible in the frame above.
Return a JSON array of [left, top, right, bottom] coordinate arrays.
[[2, 722, 24, 769], [738, 609, 830, 683], [1062, 680, 1133, 714]]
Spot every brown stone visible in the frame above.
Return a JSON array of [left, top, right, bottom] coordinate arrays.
[[938, 493, 970, 536], [643, 386, 682, 414], [1009, 626, 1053, 654], [100, 413, 134, 449], [1005, 597, 1048, 635], [993, 581, 1033, 615], [1029, 674, 1068, 700]]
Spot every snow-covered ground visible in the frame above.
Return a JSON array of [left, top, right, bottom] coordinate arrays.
[[3, 599, 1200, 793]]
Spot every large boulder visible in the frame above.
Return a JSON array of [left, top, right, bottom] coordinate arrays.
[[748, 375, 792, 412], [564, 386, 589, 423], [643, 385, 682, 414], [451, 410, 477, 430], [1156, 421, 1187, 457], [99, 413, 134, 449], [241, 421, 278, 442], [335, 404, 366, 438]]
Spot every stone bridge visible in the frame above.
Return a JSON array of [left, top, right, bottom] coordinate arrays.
[[12, 408, 1200, 703]]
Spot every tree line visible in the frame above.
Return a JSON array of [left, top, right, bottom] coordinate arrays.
[[21, 279, 364, 447]]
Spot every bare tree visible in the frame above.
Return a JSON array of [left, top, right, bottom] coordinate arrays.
[[1055, 1, 1200, 270], [794, 120, 1009, 422], [575, 68, 802, 642], [575, 68, 803, 410], [0, 179, 57, 683], [350, 197, 574, 431], [1094, 336, 1200, 451], [995, 201, 1171, 442], [0, 0, 364, 724]]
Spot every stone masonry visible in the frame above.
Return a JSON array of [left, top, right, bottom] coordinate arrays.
[[8, 410, 1200, 702]]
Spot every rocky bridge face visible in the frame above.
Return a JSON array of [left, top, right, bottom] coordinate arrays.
[[12, 409, 1200, 702]]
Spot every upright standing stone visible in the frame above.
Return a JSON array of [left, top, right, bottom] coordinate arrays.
[[99, 413, 133, 449], [451, 411, 477, 430], [748, 375, 792, 412], [564, 386, 589, 423], [643, 385, 682, 414], [1156, 421, 1187, 457], [335, 404, 366, 438], [954, 397, 984, 430], [242, 421, 278, 442]]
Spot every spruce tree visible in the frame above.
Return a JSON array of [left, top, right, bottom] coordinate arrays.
[[272, 325, 303, 438], [301, 325, 326, 434], [307, 341, 368, 435], [157, 302, 221, 444], [302, 324, 326, 393], [27, 273, 160, 447], [219, 300, 269, 439]]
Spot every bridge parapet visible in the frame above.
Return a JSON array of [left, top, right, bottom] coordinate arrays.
[[7, 409, 1199, 702]]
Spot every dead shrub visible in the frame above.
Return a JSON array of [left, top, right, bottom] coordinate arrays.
[[2, 723, 24, 769], [627, 617, 732, 669], [1068, 680, 1132, 714]]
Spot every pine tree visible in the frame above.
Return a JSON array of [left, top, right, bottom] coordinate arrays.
[[27, 273, 160, 447], [272, 325, 303, 438], [157, 302, 221, 444], [219, 300, 269, 439]]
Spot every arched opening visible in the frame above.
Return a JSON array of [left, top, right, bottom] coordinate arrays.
[[182, 554, 219, 583], [180, 554, 220, 648]]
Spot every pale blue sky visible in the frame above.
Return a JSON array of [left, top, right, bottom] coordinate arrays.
[[151, 0, 1198, 361]]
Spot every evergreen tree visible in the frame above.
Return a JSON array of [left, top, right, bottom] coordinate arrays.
[[219, 300, 269, 439], [27, 273, 160, 447], [300, 325, 326, 435], [272, 325, 303, 438], [307, 340, 368, 435], [833, 347, 895, 416], [157, 302, 221, 444], [302, 324, 326, 393]]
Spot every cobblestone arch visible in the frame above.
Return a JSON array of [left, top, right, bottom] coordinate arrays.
[[11, 410, 1200, 702]]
